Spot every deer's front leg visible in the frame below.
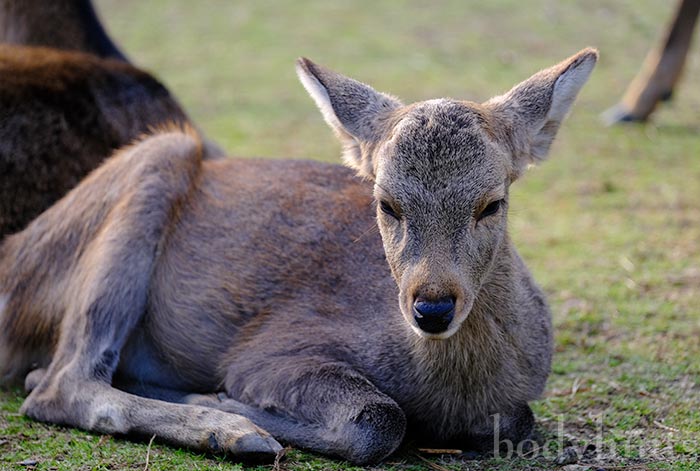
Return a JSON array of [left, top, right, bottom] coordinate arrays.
[[206, 363, 407, 464], [460, 403, 537, 454]]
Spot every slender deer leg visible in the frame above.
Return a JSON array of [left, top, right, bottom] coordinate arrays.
[[603, 0, 700, 124], [16, 131, 281, 462], [123, 364, 407, 465]]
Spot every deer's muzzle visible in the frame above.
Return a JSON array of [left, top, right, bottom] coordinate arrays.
[[412, 296, 455, 334]]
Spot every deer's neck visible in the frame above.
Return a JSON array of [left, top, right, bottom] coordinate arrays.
[[380, 242, 525, 430]]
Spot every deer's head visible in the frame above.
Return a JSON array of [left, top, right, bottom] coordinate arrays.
[[297, 49, 597, 339]]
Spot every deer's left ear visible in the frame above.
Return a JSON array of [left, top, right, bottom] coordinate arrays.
[[485, 48, 598, 179]]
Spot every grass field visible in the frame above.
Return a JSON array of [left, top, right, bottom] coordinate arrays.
[[1, 1, 699, 470]]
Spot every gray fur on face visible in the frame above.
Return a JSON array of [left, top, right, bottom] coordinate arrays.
[[371, 100, 510, 338], [297, 48, 597, 339]]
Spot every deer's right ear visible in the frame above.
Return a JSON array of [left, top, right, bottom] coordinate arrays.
[[296, 58, 402, 179]]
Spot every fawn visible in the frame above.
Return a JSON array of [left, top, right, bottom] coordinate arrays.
[[0, 45, 597, 463]]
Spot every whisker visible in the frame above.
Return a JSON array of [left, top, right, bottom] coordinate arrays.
[[353, 221, 380, 244]]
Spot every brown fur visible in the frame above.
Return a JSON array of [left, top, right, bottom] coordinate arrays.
[[0, 0, 126, 60], [603, 0, 700, 123], [0, 48, 597, 464], [0, 0, 225, 237], [0, 45, 194, 236]]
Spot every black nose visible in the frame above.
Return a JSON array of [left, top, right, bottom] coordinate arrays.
[[413, 296, 455, 334]]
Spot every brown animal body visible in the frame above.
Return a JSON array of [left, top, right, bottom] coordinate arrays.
[[0, 45, 193, 236], [0, 0, 127, 60], [0, 0, 218, 237], [0, 44, 597, 463]]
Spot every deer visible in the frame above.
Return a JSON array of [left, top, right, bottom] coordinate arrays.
[[0, 0, 127, 60], [0, 0, 221, 237], [603, 0, 699, 124], [0, 45, 598, 464]]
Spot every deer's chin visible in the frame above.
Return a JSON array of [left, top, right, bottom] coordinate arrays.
[[408, 323, 460, 340]]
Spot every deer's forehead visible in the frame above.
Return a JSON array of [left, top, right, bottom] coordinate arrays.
[[377, 100, 506, 195]]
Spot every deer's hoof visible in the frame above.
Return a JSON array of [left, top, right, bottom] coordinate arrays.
[[208, 430, 283, 464], [600, 104, 647, 125]]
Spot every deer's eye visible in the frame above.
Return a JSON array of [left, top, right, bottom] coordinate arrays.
[[380, 200, 401, 220], [477, 199, 503, 221]]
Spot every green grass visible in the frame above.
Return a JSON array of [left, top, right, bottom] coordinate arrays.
[[2, 0, 700, 469]]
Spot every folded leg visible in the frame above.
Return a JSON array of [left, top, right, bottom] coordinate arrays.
[[125, 363, 406, 465], [13, 131, 280, 462]]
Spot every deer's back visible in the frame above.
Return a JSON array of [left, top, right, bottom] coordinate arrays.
[[0, 45, 188, 236]]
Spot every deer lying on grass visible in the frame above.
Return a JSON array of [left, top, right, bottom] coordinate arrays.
[[0, 0, 219, 237], [0, 48, 597, 463]]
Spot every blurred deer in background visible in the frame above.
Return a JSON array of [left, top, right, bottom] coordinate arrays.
[[603, 0, 700, 124]]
